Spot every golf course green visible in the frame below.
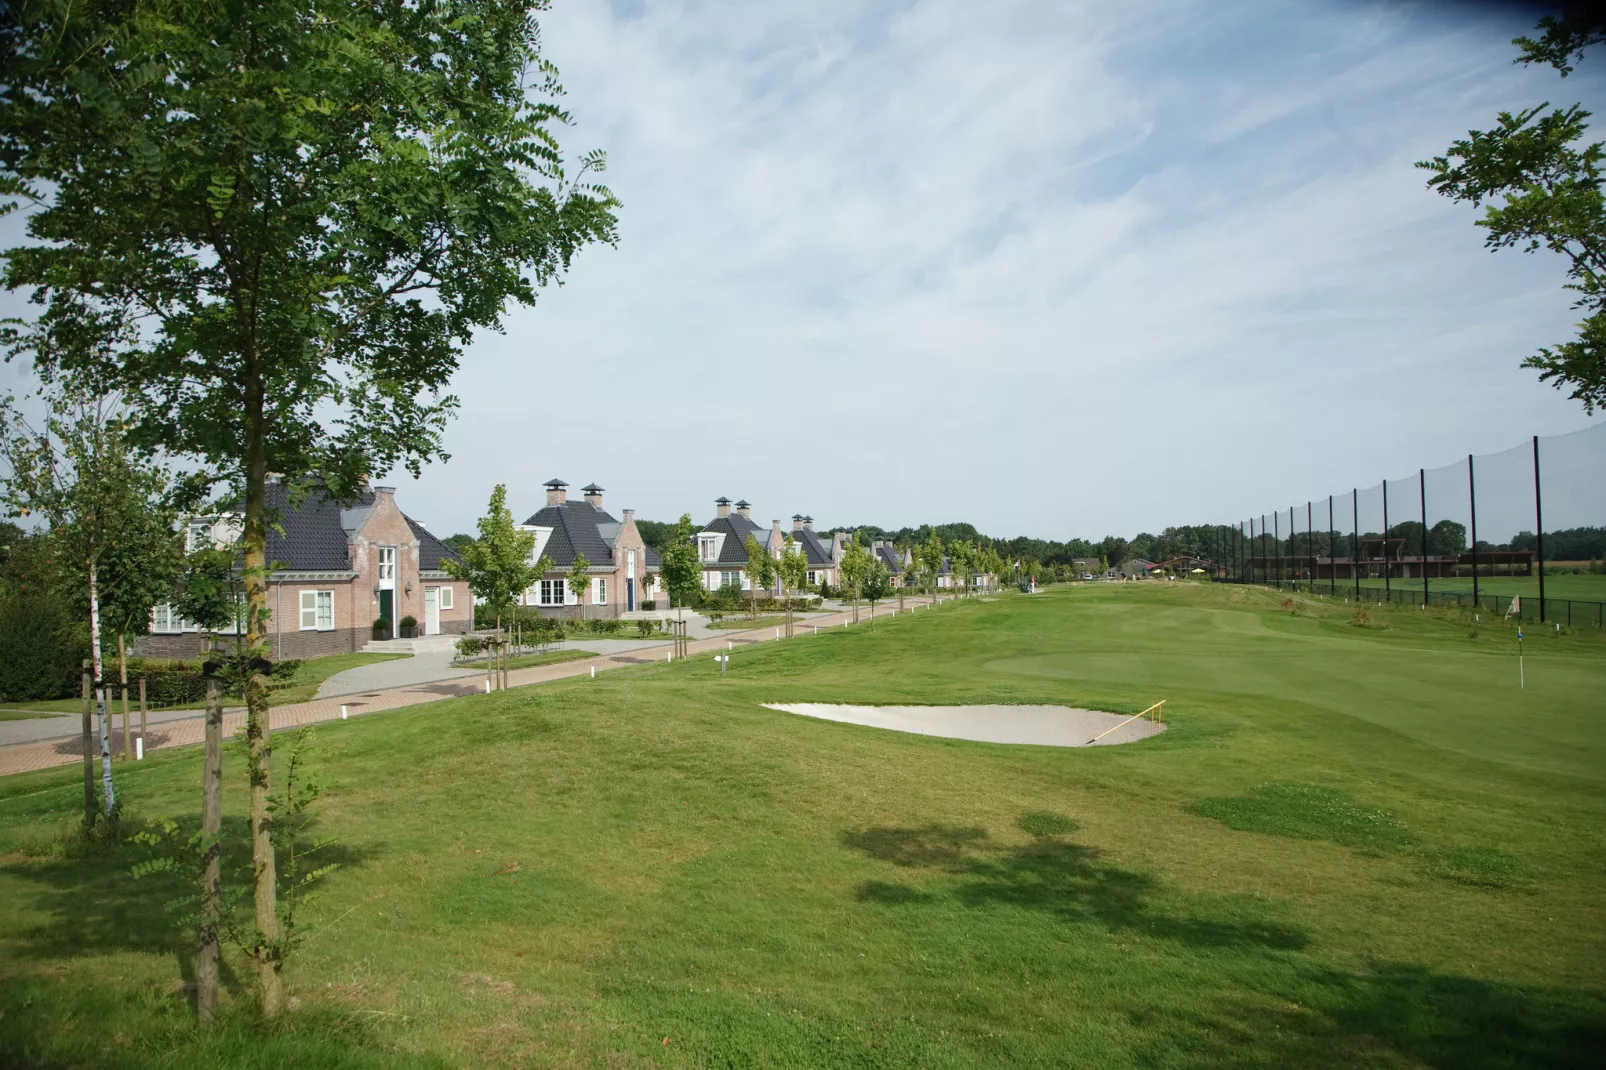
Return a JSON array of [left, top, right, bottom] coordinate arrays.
[[1, 582, 1602, 1068]]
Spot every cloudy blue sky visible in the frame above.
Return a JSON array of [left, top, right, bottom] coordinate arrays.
[[5, 0, 1604, 541]]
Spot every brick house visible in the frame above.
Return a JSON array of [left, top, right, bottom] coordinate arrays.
[[872, 537, 905, 587], [696, 502, 845, 595], [139, 480, 471, 660], [517, 480, 661, 618]]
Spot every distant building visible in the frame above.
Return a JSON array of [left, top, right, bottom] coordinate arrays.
[[518, 480, 661, 617]]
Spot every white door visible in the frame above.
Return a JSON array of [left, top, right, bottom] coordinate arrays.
[[424, 586, 440, 635]]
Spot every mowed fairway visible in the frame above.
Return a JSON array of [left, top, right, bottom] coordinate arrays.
[[1, 584, 1603, 1068]]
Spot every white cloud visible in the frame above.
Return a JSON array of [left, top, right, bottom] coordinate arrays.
[[4, 0, 1602, 540]]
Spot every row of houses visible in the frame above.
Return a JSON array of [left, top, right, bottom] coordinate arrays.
[[139, 478, 978, 660]]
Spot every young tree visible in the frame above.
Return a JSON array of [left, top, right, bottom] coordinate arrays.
[[658, 514, 701, 627], [174, 545, 246, 1023], [949, 540, 974, 598], [862, 561, 891, 627], [838, 541, 874, 624], [742, 534, 772, 619], [2, 2, 616, 1017], [777, 535, 809, 638], [445, 486, 549, 693], [0, 390, 177, 825], [1419, 13, 1606, 413], [567, 553, 592, 621], [923, 531, 946, 603]]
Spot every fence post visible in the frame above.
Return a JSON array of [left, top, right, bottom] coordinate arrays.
[[1328, 495, 1335, 594], [1420, 467, 1429, 608], [1468, 453, 1479, 611], [1382, 478, 1392, 601], [1273, 511, 1281, 589], [1533, 435, 1546, 623], [1352, 489, 1360, 600], [138, 678, 147, 758]]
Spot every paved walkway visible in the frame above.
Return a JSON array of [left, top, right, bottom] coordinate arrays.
[[0, 595, 952, 778]]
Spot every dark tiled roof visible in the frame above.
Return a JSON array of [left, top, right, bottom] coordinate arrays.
[[791, 528, 834, 566], [262, 482, 356, 572], [523, 500, 621, 569], [700, 514, 765, 565], [257, 482, 462, 573], [874, 545, 902, 573], [406, 516, 461, 571]]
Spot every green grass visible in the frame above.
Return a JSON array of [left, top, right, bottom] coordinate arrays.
[[458, 649, 599, 672], [0, 707, 60, 721], [705, 614, 790, 630], [263, 652, 410, 706], [1, 583, 1603, 1068]]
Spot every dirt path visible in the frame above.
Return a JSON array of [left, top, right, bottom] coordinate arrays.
[[0, 594, 954, 779]]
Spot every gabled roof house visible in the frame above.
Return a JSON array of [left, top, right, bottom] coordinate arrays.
[[139, 480, 471, 660], [518, 480, 660, 616]]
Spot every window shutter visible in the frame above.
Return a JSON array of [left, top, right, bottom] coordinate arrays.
[[300, 590, 317, 630]]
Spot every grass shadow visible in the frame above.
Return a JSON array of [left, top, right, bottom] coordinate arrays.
[[842, 821, 1306, 950]]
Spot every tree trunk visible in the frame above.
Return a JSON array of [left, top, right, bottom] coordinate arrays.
[[197, 665, 223, 1023], [119, 634, 131, 760], [242, 360, 283, 1020], [87, 559, 114, 815], [80, 660, 94, 831]]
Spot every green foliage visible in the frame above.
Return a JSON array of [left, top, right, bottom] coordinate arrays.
[[0, 0, 619, 500], [742, 534, 773, 611], [445, 486, 548, 622], [0, 579, 85, 701], [658, 513, 702, 610], [632, 519, 678, 553], [174, 547, 243, 637], [566, 553, 592, 608], [442, 533, 476, 557], [1189, 782, 1411, 852], [0, 390, 182, 669], [777, 535, 809, 598], [1419, 17, 1606, 412], [861, 560, 891, 608]]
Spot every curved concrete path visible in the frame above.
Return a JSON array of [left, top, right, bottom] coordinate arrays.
[[0, 595, 969, 778]]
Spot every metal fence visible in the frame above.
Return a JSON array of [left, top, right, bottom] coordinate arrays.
[[1205, 422, 1606, 628]]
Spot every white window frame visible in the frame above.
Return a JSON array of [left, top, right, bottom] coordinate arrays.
[[540, 578, 566, 606], [594, 577, 607, 605], [721, 570, 742, 590], [377, 546, 396, 584], [699, 537, 718, 562], [439, 585, 453, 610], [187, 520, 212, 553], [152, 602, 189, 633], [300, 590, 334, 631]]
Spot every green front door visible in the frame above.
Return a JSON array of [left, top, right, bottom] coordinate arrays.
[[379, 589, 394, 630]]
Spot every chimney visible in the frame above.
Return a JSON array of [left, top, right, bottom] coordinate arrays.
[[792, 514, 805, 531], [803, 515, 814, 531], [622, 508, 635, 523], [772, 519, 783, 543], [582, 483, 604, 508], [716, 496, 732, 519], [544, 478, 568, 506], [736, 499, 751, 520], [873, 538, 885, 549], [374, 485, 396, 500]]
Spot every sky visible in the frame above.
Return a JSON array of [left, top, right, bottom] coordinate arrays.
[[4, 0, 1605, 542]]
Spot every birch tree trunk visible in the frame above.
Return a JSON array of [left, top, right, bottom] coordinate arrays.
[[87, 560, 114, 815], [80, 660, 94, 831]]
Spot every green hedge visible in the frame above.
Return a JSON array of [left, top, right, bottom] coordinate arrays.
[[0, 587, 86, 702]]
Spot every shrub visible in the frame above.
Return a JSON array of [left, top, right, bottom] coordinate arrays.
[[399, 615, 418, 628], [635, 619, 655, 637], [641, 599, 656, 610], [126, 659, 209, 707], [455, 635, 485, 658], [0, 585, 86, 701]]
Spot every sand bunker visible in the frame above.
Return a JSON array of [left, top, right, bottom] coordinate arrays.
[[760, 703, 1165, 748]]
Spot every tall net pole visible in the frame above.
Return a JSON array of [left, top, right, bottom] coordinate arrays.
[[1468, 454, 1479, 611], [1533, 435, 1546, 623], [1352, 488, 1360, 601], [1328, 495, 1335, 595], [1383, 478, 1392, 603], [1420, 468, 1429, 607]]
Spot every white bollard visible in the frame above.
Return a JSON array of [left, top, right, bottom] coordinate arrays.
[[727, 641, 732, 651], [484, 679, 491, 693], [667, 650, 672, 662], [341, 705, 348, 720], [590, 665, 596, 678], [775, 628, 780, 639], [135, 736, 144, 761]]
